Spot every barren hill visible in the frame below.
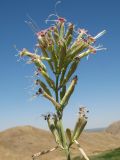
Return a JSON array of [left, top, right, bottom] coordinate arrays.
[[105, 121, 120, 137], [0, 124, 120, 160], [0, 126, 62, 160]]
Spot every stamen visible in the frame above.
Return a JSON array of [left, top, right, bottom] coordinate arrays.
[[26, 14, 40, 31], [94, 44, 107, 51], [78, 28, 88, 34], [45, 14, 58, 24], [55, 1, 61, 16], [94, 30, 106, 39], [25, 20, 38, 34]]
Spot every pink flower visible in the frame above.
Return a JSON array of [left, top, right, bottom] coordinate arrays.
[[49, 26, 56, 31], [78, 29, 88, 35], [89, 46, 96, 54], [37, 29, 48, 37], [58, 17, 66, 23]]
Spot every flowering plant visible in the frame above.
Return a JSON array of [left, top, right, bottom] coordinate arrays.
[[19, 14, 106, 160]]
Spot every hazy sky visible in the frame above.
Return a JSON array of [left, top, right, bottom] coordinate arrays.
[[0, 0, 120, 131]]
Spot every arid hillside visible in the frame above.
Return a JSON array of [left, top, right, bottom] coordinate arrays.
[[105, 120, 120, 137], [0, 122, 120, 160]]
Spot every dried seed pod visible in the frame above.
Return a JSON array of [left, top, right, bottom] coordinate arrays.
[[60, 76, 78, 108], [35, 79, 52, 96]]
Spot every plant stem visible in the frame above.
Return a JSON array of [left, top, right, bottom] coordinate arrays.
[[59, 119, 71, 160], [55, 74, 71, 160], [66, 149, 71, 160], [55, 74, 59, 102]]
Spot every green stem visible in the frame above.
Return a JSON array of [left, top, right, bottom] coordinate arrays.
[[59, 119, 67, 147], [66, 149, 71, 160], [59, 119, 71, 160], [55, 73, 71, 160], [55, 74, 59, 102]]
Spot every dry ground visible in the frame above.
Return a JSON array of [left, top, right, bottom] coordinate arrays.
[[0, 121, 120, 160]]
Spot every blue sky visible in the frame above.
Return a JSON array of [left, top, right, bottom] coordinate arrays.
[[0, 0, 120, 131]]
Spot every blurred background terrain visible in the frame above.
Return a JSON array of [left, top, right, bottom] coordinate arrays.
[[0, 121, 120, 160]]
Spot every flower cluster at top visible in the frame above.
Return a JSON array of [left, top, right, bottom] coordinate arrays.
[[20, 16, 106, 74], [19, 16, 106, 111], [37, 19, 105, 55]]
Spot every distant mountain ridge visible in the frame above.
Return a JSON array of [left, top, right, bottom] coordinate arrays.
[[86, 127, 105, 132]]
